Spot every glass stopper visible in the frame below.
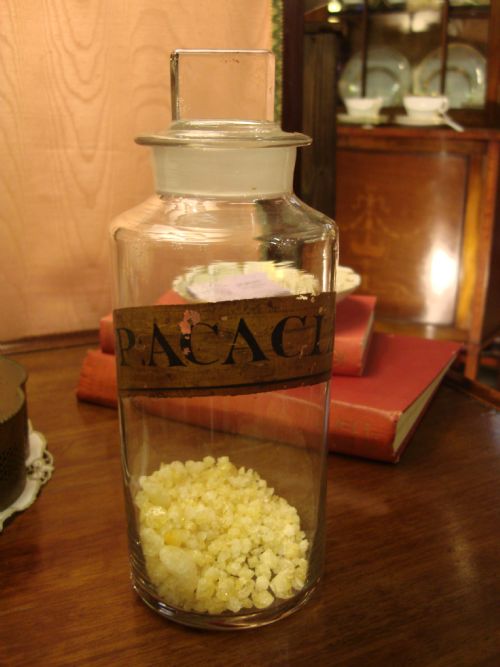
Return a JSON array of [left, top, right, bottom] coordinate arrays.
[[170, 49, 275, 122]]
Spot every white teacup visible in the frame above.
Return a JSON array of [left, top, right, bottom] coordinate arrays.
[[403, 95, 449, 120], [345, 96, 384, 118]]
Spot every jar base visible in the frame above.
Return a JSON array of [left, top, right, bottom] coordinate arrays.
[[131, 574, 320, 631]]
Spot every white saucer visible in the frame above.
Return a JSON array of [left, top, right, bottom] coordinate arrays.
[[0, 423, 54, 531], [394, 114, 444, 127], [336, 266, 361, 302], [337, 113, 388, 126], [173, 263, 360, 303]]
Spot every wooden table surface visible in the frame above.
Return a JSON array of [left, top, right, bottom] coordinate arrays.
[[1, 345, 499, 667]]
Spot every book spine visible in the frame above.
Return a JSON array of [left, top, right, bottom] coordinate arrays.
[[328, 400, 398, 462], [76, 349, 117, 408], [99, 315, 115, 355], [332, 337, 365, 376]]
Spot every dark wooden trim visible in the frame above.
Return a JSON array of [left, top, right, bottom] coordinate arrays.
[[337, 136, 488, 156], [486, 0, 500, 121], [282, 0, 305, 134], [472, 141, 499, 345], [301, 25, 338, 218], [360, 0, 369, 97], [445, 369, 500, 409], [439, 0, 450, 95], [0, 330, 99, 355], [282, 0, 305, 195], [337, 124, 500, 142]]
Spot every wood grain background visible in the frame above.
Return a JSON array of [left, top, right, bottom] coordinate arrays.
[[0, 0, 271, 342]]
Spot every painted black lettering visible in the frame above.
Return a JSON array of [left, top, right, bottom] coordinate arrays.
[[148, 323, 186, 367], [115, 327, 135, 367], [310, 314, 324, 356], [271, 316, 306, 357], [222, 318, 267, 365]]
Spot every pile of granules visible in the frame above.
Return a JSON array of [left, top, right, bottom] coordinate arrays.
[[135, 455, 309, 614]]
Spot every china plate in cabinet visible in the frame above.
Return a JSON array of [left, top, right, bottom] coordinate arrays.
[[394, 114, 445, 127], [337, 113, 389, 126], [339, 47, 412, 107], [414, 44, 486, 108]]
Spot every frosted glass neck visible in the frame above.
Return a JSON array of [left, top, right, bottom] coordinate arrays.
[[151, 145, 297, 198]]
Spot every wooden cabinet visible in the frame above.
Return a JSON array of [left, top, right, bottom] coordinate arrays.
[[336, 125, 500, 379], [298, 2, 500, 380], [306, 1, 500, 119]]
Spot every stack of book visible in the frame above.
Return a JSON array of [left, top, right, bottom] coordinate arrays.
[[77, 294, 461, 463]]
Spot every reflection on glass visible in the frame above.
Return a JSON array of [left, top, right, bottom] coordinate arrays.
[[430, 248, 458, 296], [423, 246, 459, 323]]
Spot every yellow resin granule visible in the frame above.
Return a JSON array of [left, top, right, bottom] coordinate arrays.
[[135, 455, 309, 614]]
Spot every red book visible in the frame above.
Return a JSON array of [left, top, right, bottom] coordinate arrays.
[[99, 293, 376, 377], [98, 314, 115, 356], [333, 295, 376, 375], [77, 333, 461, 463], [327, 333, 461, 462], [77, 350, 117, 408]]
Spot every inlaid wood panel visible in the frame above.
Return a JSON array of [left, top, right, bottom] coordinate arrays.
[[336, 149, 468, 325], [0, 0, 271, 342]]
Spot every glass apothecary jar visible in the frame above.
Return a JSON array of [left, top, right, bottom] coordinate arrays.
[[110, 50, 338, 629]]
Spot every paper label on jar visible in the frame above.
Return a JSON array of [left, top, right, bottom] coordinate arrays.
[[113, 292, 335, 397]]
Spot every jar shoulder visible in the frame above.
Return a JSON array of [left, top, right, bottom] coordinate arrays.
[[110, 194, 337, 243]]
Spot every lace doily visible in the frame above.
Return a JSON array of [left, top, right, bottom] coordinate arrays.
[[0, 422, 54, 531]]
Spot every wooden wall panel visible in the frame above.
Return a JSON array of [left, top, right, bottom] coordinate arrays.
[[0, 0, 271, 341]]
